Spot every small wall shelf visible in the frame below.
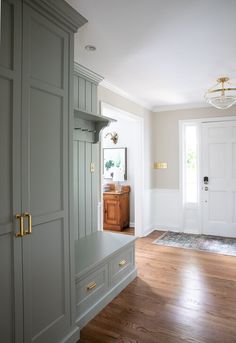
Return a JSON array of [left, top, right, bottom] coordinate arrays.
[[74, 108, 113, 143]]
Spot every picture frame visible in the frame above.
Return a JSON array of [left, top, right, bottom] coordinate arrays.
[[103, 147, 127, 180]]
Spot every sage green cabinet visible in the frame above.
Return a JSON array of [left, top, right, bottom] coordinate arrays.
[[0, 1, 22, 342], [0, 1, 86, 342]]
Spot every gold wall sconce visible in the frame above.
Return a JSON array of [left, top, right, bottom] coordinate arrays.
[[105, 132, 118, 144], [154, 162, 168, 169]]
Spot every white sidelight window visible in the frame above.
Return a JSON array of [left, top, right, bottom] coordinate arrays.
[[183, 124, 199, 205]]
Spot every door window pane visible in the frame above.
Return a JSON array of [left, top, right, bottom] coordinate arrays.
[[184, 125, 198, 204]]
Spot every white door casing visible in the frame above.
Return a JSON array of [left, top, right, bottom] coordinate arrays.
[[202, 120, 236, 238]]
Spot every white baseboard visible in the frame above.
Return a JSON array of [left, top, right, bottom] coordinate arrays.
[[129, 222, 135, 228], [152, 225, 180, 232], [141, 225, 180, 237], [141, 227, 155, 237]]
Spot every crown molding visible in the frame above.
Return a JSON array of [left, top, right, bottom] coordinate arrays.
[[74, 62, 104, 85], [24, 0, 87, 32], [152, 102, 212, 113], [100, 80, 153, 111]]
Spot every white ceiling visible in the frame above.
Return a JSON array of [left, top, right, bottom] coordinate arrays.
[[66, 0, 236, 111]]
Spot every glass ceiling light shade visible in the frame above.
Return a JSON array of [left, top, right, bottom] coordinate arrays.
[[205, 77, 236, 109]]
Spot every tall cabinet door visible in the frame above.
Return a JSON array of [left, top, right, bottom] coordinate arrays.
[[21, 4, 71, 343], [0, 1, 23, 342]]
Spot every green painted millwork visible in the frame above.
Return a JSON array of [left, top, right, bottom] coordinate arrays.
[[74, 232, 137, 328], [73, 136, 100, 239], [72, 65, 137, 334], [73, 64, 110, 240], [74, 63, 103, 117], [0, 1, 85, 342], [0, 1, 22, 342]]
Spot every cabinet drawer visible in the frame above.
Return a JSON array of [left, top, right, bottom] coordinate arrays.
[[76, 264, 109, 317], [110, 246, 134, 287]]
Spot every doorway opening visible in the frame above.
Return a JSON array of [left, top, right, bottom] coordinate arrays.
[[100, 102, 144, 237]]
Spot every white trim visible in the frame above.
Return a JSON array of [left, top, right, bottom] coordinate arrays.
[[152, 225, 179, 232], [180, 121, 201, 234], [129, 222, 135, 228], [179, 115, 236, 125], [153, 102, 211, 113], [100, 79, 152, 111], [179, 123, 184, 230], [100, 102, 145, 237]]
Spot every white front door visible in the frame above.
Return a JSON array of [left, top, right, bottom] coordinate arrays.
[[202, 120, 236, 237]]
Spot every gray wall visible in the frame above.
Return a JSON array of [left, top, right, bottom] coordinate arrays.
[[152, 106, 236, 189]]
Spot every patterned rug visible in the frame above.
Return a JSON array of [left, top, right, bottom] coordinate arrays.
[[153, 231, 236, 257]]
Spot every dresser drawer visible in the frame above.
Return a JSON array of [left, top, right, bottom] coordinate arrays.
[[110, 245, 134, 287], [76, 264, 109, 317]]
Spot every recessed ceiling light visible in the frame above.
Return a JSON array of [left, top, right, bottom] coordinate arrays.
[[85, 45, 96, 52]]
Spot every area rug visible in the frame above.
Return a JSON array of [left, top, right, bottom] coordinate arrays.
[[153, 231, 236, 257]]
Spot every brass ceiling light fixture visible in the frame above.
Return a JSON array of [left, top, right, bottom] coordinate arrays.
[[105, 132, 118, 144], [205, 77, 236, 109]]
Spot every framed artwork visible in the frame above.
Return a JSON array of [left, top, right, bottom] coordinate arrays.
[[103, 147, 127, 180]]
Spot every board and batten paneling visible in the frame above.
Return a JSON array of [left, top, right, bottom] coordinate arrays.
[[73, 64, 103, 240], [0, 0, 22, 342], [74, 63, 102, 116], [74, 75, 98, 115], [73, 134, 99, 239]]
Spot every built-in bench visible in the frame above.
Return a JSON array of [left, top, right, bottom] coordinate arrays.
[[75, 231, 137, 328]]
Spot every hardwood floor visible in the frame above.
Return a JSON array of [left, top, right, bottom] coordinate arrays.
[[79, 230, 236, 343]]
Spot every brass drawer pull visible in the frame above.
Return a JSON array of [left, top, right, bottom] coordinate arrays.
[[86, 281, 97, 291], [119, 259, 127, 267]]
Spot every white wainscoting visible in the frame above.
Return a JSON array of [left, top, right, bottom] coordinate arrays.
[[141, 188, 202, 236], [100, 189, 199, 237], [142, 188, 153, 236], [150, 189, 181, 232]]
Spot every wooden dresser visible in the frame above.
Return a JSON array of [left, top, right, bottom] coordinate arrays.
[[103, 185, 130, 231]]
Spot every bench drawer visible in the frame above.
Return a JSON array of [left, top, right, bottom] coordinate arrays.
[[110, 245, 134, 287], [76, 264, 109, 317]]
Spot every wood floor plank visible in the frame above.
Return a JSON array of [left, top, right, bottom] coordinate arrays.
[[79, 230, 236, 342]]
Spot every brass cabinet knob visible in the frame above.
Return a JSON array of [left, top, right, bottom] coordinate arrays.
[[119, 260, 127, 267]]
